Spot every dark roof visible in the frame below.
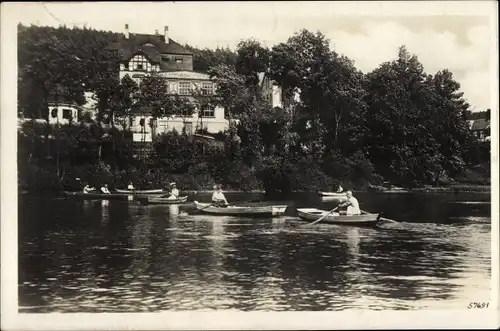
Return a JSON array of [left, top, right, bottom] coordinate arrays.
[[109, 33, 192, 63], [466, 110, 490, 120], [471, 119, 490, 131]]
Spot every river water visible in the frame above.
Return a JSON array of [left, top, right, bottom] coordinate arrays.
[[18, 192, 492, 312]]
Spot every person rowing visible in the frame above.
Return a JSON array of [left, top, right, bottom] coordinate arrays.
[[337, 190, 361, 215], [100, 184, 111, 194], [83, 184, 95, 194], [212, 184, 228, 207], [127, 182, 135, 190], [166, 182, 179, 200]]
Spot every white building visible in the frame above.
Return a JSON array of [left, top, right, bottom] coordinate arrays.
[[257, 72, 301, 110], [46, 103, 81, 125], [110, 25, 230, 140]]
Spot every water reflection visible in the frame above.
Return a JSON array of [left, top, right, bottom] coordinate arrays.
[[100, 200, 109, 225], [168, 204, 179, 217], [18, 192, 491, 312]]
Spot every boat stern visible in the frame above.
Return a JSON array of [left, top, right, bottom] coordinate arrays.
[[271, 205, 288, 216]]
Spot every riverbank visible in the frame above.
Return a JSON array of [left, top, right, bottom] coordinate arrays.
[[19, 184, 491, 196], [409, 184, 491, 193]]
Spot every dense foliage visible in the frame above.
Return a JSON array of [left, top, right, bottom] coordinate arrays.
[[17, 24, 490, 194]]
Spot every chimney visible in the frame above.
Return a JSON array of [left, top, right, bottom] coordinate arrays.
[[155, 29, 159, 35], [125, 24, 129, 39], [164, 26, 169, 44]]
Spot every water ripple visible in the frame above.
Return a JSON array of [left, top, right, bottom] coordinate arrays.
[[18, 194, 491, 312]]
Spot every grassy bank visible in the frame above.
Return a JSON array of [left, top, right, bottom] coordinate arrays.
[[410, 184, 491, 193]]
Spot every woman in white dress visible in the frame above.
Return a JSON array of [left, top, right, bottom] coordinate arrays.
[[211, 184, 228, 207], [167, 182, 179, 200]]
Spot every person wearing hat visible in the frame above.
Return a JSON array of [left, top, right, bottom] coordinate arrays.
[[167, 182, 179, 200], [211, 184, 228, 207]]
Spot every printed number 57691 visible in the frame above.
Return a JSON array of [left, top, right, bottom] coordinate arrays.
[[468, 302, 489, 309]]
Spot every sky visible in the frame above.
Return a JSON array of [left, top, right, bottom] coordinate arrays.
[[6, 1, 498, 111]]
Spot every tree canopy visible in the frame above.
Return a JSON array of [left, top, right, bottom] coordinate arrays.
[[17, 24, 489, 194]]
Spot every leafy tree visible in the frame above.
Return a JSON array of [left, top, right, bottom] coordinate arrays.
[[109, 75, 139, 129], [235, 39, 271, 88], [365, 46, 475, 186], [184, 45, 238, 73]]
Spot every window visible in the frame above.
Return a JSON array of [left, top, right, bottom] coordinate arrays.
[[201, 82, 214, 95], [202, 106, 215, 118], [124, 63, 129, 70], [178, 82, 193, 95], [137, 64, 143, 70], [175, 59, 183, 64], [62, 109, 73, 120]]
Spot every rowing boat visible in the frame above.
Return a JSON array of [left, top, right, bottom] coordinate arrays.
[[317, 191, 346, 197], [64, 191, 130, 200], [194, 201, 287, 217], [115, 188, 164, 194], [138, 196, 188, 205], [296, 208, 381, 226]]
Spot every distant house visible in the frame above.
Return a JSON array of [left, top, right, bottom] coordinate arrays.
[[467, 110, 491, 142], [110, 24, 229, 141], [469, 118, 490, 142], [257, 72, 301, 110], [258, 72, 283, 109], [19, 91, 96, 126], [47, 103, 81, 125]]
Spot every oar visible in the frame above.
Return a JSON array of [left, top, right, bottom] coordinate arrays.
[[301, 205, 340, 227], [187, 201, 217, 215], [379, 214, 398, 223], [361, 210, 398, 223]]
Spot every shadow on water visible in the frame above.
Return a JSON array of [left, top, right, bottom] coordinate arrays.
[[18, 191, 491, 312]]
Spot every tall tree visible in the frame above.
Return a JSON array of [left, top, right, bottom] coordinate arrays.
[[109, 75, 139, 129], [365, 46, 473, 186]]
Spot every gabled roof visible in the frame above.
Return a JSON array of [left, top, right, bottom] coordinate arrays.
[[471, 118, 490, 131], [109, 33, 192, 63], [466, 110, 489, 121]]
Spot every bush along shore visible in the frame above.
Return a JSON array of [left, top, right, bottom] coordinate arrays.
[[17, 25, 491, 196]]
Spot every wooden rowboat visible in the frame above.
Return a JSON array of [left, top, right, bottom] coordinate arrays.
[[317, 191, 346, 198], [64, 191, 129, 200], [138, 196, 188, 205], [297, 208, 381, 226], [194, 201, 287, 217], [115, 188, 164, 194]]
